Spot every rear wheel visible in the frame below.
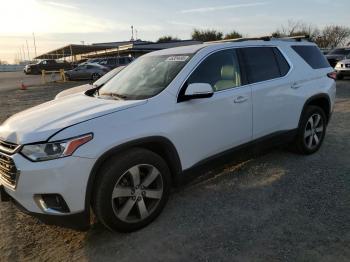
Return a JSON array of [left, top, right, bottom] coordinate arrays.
[[293, 106, 327, 154], [93, 148, 171, 232]]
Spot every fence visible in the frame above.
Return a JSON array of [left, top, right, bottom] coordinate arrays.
[[0, 65, 25, 72]]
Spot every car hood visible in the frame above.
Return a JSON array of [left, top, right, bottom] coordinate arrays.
[[55, 84, 92, 99], [338, 59, 350, 63], [0, 94, 146, 144], [325, 54, 346, 60]]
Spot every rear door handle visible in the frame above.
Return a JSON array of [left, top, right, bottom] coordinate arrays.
[[291, 82, 302, 89], [234, 96, 248, 103]]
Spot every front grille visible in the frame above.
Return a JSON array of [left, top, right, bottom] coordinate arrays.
[[0, 153, 19, 187], [0, 140, 20, 155]]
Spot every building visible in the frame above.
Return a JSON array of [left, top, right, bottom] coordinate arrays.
[[34, 40, 202, 62]]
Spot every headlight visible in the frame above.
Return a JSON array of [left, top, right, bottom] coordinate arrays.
[[21, 134, 93, 161]]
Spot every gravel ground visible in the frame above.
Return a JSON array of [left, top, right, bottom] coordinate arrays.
[[0, 81, 349, 262]]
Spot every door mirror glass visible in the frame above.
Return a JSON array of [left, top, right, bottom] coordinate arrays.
[[184, 83, 214, 99]]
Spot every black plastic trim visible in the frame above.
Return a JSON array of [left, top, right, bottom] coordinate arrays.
[[1, 189, 90, 230], [298, 94, 331, 126]]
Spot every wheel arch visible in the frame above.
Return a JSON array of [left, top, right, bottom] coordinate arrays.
[[84, 136, 182, 211], [299, 93, 331, 127]]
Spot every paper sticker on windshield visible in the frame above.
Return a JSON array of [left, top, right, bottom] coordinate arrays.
[[166, 56, 189, 62]]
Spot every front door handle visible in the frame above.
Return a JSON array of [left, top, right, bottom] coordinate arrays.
[[234, 96, 248, 103]]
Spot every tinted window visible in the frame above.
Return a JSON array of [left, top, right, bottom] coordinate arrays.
[[292, 45, 330, 69], [188, 49, 241, 91], [239, 47, 281, 84]]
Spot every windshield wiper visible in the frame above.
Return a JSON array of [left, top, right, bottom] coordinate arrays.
[[98, 92, 128, 100]]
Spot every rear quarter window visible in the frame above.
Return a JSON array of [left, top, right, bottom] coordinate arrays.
[[239, 47, 289, 84], [292, 45, 330, 69]]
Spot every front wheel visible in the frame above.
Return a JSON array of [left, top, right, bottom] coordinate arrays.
[[93, 148, 171, 232], [293, 105, 327, 154]]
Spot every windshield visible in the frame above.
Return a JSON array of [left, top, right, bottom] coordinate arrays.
[[93, 66, 125, 86], [328, 49, 350, 55], [98, 54, 192, 100]]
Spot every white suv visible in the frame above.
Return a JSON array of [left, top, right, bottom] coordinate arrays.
[[0, 38, 336, 232]]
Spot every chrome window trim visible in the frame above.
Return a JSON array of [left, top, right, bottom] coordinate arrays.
[[176, 45, 294, 98]]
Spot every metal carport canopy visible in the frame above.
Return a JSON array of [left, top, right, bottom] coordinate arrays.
[[34, 44, 116, 59]]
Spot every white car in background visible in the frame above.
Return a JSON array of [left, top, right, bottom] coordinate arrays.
[[335, 54, 350, 80], [0, 38, 336, 232]]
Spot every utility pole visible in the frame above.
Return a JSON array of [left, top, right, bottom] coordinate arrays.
[[22, 45, 26, 61], [131, 25, 134, 41], [33, 32, 37, 59], [26, 40, 30, 61]]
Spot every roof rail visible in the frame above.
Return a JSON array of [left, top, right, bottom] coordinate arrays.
[[205, 35, 311, 44]]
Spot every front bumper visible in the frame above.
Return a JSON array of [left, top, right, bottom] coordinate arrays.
[[0, 152, 96, 229], [335, 69, 350, 76]]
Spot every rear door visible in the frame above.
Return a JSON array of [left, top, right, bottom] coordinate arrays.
[[238, 47, 296, 139]]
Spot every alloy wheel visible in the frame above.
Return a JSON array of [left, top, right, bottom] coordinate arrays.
[[304, 113, 324, 150], [111, 164, 163, 223]]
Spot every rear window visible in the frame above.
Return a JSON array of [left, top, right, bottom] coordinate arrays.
[[292, 46, 330, 69], [239, 47, 289, 84]]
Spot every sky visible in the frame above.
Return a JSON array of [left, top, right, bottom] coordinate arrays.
[[0, 0, 349, 63]]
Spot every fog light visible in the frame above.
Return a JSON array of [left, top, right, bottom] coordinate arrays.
[[35, 194, 70, 214]]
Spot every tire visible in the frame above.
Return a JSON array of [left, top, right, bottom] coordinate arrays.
[[293, 105, 327, 155], [336, 73, 344, 80], [93, 148, 171, 232], [91, 73, 100, 81]]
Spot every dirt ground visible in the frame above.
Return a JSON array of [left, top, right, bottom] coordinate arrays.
[[0, 72, 44, 92], [0, 81, 349, 262]]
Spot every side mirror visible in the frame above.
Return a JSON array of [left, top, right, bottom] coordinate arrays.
[[183, 83, 214, 100]]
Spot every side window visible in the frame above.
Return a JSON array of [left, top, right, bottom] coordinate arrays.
[[239, 47, 282, 84], [188, 49, 241, 91], [86, 65, 93, 69], [292, 45, 330, 69]]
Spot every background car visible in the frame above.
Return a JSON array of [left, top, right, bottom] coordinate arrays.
[[55, 66, 125, 99], [97, 56, 134, 70], [65, 63, 109, 81], [325, 47, 350, 67], [334, 54, 350, 79], [24, 59, 72, 74]]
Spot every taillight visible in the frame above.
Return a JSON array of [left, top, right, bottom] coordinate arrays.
[[327, 71, 337, 80]]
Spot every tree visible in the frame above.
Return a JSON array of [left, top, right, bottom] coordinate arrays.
[[157, 36, 180, 43], [316, 26, 350, 48], [191, 29, 223, 42], [272, 20, 350, 48], [224, 31, 242, 40], [272, 20, 320, 41]]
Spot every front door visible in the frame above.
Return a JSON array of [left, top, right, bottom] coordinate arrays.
[[173, 49, 253, 168]]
